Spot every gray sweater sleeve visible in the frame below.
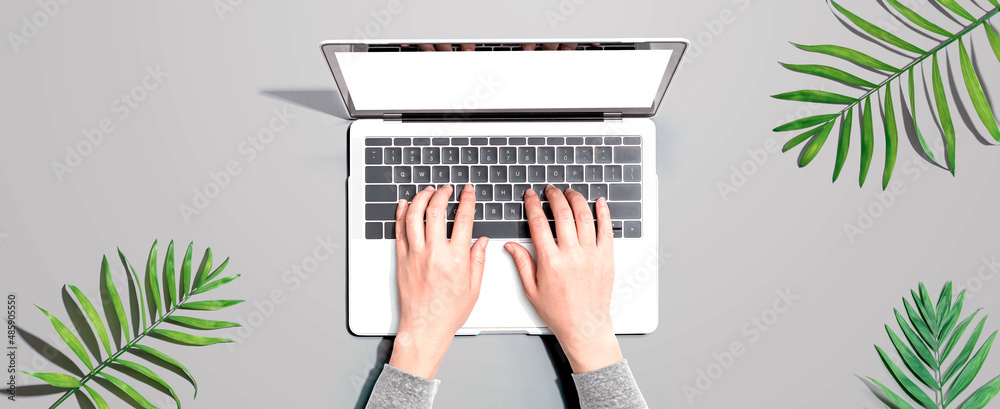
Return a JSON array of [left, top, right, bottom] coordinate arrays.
[[365, 364, 440, 409], [365, 360, 645, 409], [572, 360, 648, 409]]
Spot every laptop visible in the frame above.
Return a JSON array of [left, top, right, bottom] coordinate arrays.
[[322, 39, 688, 336]]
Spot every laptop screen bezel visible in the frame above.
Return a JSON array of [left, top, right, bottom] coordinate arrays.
[[320, 39, 688, 119]]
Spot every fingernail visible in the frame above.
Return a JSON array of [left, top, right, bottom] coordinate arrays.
[[525, 188, 536, 197], [546, 184, 555, 191], [424, 186, 435, 191], [503, 243, 512, 251], [465, 183, 473, 193], [597, 197, 606, 207], [566, 187, 575, 193]]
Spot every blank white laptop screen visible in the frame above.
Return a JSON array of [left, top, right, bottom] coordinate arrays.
[[334, 50, 674, 111]]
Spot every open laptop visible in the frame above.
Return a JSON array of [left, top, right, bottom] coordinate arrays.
[[322, 39, 687, 336]]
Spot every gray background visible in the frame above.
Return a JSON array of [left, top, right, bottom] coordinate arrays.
[[3, 0, 1000, 408]]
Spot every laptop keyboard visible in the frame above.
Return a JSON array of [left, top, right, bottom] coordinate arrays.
[[363, 136, 643, 239]]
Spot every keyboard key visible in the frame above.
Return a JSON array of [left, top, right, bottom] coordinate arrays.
[[485, 203, 503, 220], [610, 183, 641, 200], [418, 184, 434, 192], [518, 147, 536, 164], [528, 166, 546, 182], [437, 184, 456, 201], [613, 221, 623, 238], [509, 166, 527, 182], [585, 165, 603, 182], [481, 147, 498, 164], [494, 184, 513, 201], [595, 147, 613, 163], [461, 147, 479, 164], [413, 166, 431, 183], [557, 147, 574, 164], [442, 147, 459, 164], [530, 184, 547, 199], [509, 137, 527, 145], [570, 184, 588, 198], [548, 137, 565, 145], [553, 184, 569, 192], [446, 203, 459, 220], [566, 137, 584, 145], [463, 222, 530, 238], [624, 136, 642, 145], [394, 138, 411, 146], [538, 147, 555, 164], [605, 165, 622, 182], [365, 166, 392, 183], [365, 148, 382, 164], [590, 184, 608, 200], [394, 166, 412, 183], [499, 147, 517, 164], [365, 204, 397, 221], [585, 137, 602, 145], [514, 184, 530, 200], [432, 138, 449, 146], [422, 147, 440, 164], [528, 137, 546, 145], [476, 185, 493, 201], [471, 137, 489, 145], [608, 202, 641, 219], [474, 203, 484, 220], [605, 136, 622, 145], [451, 137, 468, 145], [414, 138, 431, 146], [384, 148, 402, 164], [566, 165, 584, 182], [614, 146, 641, 163], [366, 138, 392, 146], [366, 185, 396, 202], [547, 165, 565, 182], [398, 185, 417, 201], [576, 147, 594, 164], [402, 147, 420, 164], [542, 202, 554, 219], [489, 137, 506, 145], [366, 222, 383, 239], [385, 222, 395, 239], [433, 166, 449, 183], [490, 166, 508, 182], [624, 221, 641, 238], [451, 166, 469, 183], [471, 166, 488, 182], [624, 165, 641, 182], [505, 203, 523, 220]]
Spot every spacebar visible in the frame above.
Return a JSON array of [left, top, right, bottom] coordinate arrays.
[[447, 222, 531, 239]]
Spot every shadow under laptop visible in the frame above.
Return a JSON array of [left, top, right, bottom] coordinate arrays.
[[259, 88, 352, 120]]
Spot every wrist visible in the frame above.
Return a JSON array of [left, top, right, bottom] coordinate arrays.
[[559, 330, 623, 374], [389, 330, 453, 379]]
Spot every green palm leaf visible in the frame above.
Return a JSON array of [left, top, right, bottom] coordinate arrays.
[[205, 257, 230, 283], [894, 309, 938, 371], [779, 63, 877, 88], [936, 282, 954, 331], [917, 283, 938, 335], [957, 375, 1000, 409], [833, 107, 853, 182], [940, 290, 967, 344], [945, 317, 988, 383], [946, 332, 998, 406], [774, 114, 840, 132], [885, 325, 938, 389], [908, 68, 938, 163], [869, 376, 918, 409], [988, 23, 1000, 64], [876, 345, 938, 408], [886, 0, 952, 37], [773, 90, 857, 104], [180, 242, 194, 300], [26, 241, 242, 408], [958, 38, 1000, 142], [860, 97, 874, 187], [830, 0, 925, 54], [942, 309, 982, 365], [883, 86, 899, 189], [931, 53, 956, 175], [935, 0, 977, 22], [904, 296, 938, 350], [791, 43, 899, 71], [798, 121, 836, 167]]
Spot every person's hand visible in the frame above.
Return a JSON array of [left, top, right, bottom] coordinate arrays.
[[389, 184, 489, 379], [504, 185, 623, 373]]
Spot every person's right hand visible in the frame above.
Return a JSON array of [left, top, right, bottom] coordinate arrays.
[[504, 185, 623, 373]]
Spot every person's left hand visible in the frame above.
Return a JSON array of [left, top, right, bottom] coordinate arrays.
[[389, 184, 489, 378]]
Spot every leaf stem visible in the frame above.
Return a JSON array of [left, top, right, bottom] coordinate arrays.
[[831, 7, 1000, 118], [49, 291, 197, 408]]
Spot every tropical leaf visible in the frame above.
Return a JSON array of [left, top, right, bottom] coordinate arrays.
[[24, 240, 242, 408], [868, 283, 1000, 409], [773, 0, 1000, 187]]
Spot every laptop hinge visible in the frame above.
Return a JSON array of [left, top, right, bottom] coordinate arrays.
[[383, 113, 403, 121], [603, 112, 623, 121]]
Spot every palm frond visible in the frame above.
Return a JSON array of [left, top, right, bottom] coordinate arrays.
[[21, 240, 243, 408], [774, 0, 1000, 188], [867, 282, 1000, 409]]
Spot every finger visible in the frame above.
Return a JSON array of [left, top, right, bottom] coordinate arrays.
[[460, 43, 475, 51], [435, 44, 453, 51], [545, 185, 578, 247], [417, 44, 436, 52], [565, 188, 596, 247], [424, 184, 453, 243], [406, 186, 436, 248], [595, 197, 614, 252], [541, 43, 559, 51], [470, 237, 489, 289], [395, 199, 409, 255], [521, 43, 537, 51], [592, 42, 600, 47], [451, 184, 476, 243], [560, 43, 578, 50], [504, 242, 537, 299], [523, 188, 556, 250]]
